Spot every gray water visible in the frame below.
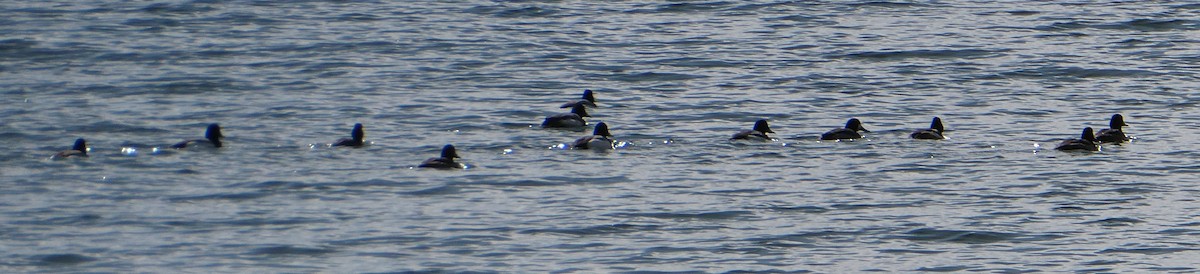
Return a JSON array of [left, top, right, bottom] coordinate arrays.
[[3, 1, 1200, 272]]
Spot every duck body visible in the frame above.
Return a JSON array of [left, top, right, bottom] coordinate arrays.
[[1094, 114, 1129, 143], [821, 118, 870, 140], [560, 89, 597, 108], [731, 119, 774, 141], [542, 102, 590, 128], [332, 123, 365, 147], [573, 122, 614, 150], [911, 117, 946, 140], [52, 138, 88, 159], [1055, 127, 1099, 151], [419, 144, 464, 169], [171, 123, 223, 149]]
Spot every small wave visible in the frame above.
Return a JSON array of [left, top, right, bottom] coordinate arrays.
[[1097, 247, 1194, 255], [0, 38, 37, 52], [404, 185, 460, 196], [494, 6, 560, 18], [998, 66, 1160, 79], [519, 223, 662, 236], [16, 214, 102, 226], [166, 191, 271, 202], [896, 228, 1018, 244], [1080, 217, 1142, 226], [841, 49, 998, 60], [611, 210, 752, 220], [1098, 19, 1198, 31], [646, 57, 747, 68], [847, 1, 926, 8], [31, 253, 96, 265], [604, 72, 707, 82], [915, 265, 975, 272], [327, 236, 427, 246], [762, 205, 831, 213], [141, 2, 217, 14], [630, 2, 734, 13], [247, 245, 336, 256], [122, 18, 183, 28]]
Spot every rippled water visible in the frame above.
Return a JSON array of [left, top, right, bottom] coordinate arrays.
[[3, 1, 1200, 272]]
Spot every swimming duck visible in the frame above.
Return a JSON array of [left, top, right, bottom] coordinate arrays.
[[820, 118, 870, 140], [542, 102, 589, 128], [171, 123, 223, 148], [572, 122, 614, 150], [1094, 114, 1129, 143], [1054, 127, 1098, 151], [911, 117, 946, 140], [731, 119, 774, 141], [51, 138, 88, 159], [560, 89, 597, 108], [419, 144, 464, 169], [332, 123, 365, 147]]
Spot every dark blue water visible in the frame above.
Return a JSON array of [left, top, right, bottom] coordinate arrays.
[[3, 1, 1200, 272]]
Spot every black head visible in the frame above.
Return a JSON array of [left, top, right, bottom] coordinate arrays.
[[582, 89, 596, 103], [930, 117, 944, 133], [570, 102, 590, 117], [205, 124, 223, 139], [441, 144, 459, 159], [351, 123, 365, 142], [846, 118, 869, 132], [753, 119, 774, 133], [1081, 127, 1096, 142], [72, 138, 87, 155], [593, 122, 613, 137], [205, 123, 223, 147], [1110, 114, 1127, 129]]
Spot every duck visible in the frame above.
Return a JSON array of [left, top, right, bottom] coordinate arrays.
[[542, 102, 589, 128], [1094, 114, 1129, 143], [820, 118, 870, 140], [170, 123, 223, 148], [332, 123, 365, 147], [1054, 127, 1098, 151], [560, 89, 597, 108], [419, 144, 464, 169], [730, 119, 774, 141], [911, 117, 946, 140], [51, 138, 88, 159], [572, 122, 614, 150]]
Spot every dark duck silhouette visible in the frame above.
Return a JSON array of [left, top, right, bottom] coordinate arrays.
[[542, 102, 590, 128], [1094, 114, 1130, 143], [1055, 127, 1099, 151], [332, 123, 365, 147], [419, 144, 464, 169], [560, 89, 597, 108], [730, 119, 774, 141], [51, 138, 88, 159], [821, 118, 870, 140], [911, 117, 946, 140], [572, 122, 615, 150], [171, 123, 223, 149]]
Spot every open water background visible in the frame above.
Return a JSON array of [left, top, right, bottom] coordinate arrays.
[[3, 0, 1200, 272]]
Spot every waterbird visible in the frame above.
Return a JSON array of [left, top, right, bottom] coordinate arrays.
[[730, 119, 774, 141], [170, 123, 223, 148], [419, 144, 464, 169], [572, 122, 615, 150], [911, 117, 946, 140], [1055, 127, 1099, 151], [1094, 114, 1129, 143], [542, 102, 590, 128], [332, 123, 365, 147], [820, 118, 870, 140], [51, 138, 88, 159]]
